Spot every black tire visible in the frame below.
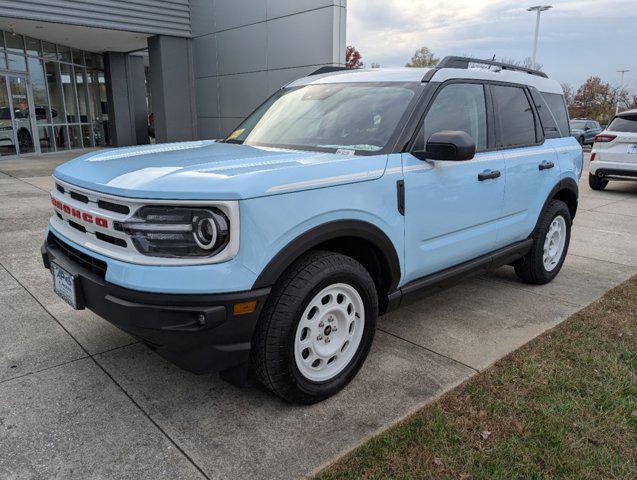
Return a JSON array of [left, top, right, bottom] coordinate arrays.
[[588, 173, 608, 191], [514, 200, 571, 285], [578, 136, 585, 145], [18, 129, 33, 152], [251, 250, 378, 404]]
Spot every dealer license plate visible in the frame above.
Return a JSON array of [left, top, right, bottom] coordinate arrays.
[[627, 144, 637, 154], [52, 262, 78, 309]]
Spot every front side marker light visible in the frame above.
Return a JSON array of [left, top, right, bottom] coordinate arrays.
[[233, 301, 258, 316]]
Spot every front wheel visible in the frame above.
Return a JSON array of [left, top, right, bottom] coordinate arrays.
[[18, 129, 33, 152], [252, 251, 378, 404], [514, 200, 571, 285]]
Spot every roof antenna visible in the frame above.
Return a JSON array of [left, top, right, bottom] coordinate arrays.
[[489, 54, 502, 73]]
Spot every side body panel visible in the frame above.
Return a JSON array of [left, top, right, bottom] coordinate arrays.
[[241, 154, 406, 287], [554, 137, 584, 182], [401, 151, 506, 283], [497, 143, 560, 246]]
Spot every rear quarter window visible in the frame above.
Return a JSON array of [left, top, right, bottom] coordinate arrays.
[[608, 115, 637, 133], [541, 93, 570, 137], [530, 89, 560, 139]]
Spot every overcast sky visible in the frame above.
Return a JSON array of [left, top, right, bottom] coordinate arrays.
[[347, 0, 637, 91]]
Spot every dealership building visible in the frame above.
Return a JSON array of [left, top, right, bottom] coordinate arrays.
[[0, 0, 347, 156]]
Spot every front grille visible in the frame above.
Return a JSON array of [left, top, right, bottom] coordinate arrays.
[[95, 232, 127, 248], [70, 191, 89, 204], [47, 232, 108, 279], [98, 199, 130, 215], [68, 220, 87, 233]]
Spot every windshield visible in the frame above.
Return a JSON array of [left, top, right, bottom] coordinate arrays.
[[570, 120, 587, 130], [224, 82, 419, 154]]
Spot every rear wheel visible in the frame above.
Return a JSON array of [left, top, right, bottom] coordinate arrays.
[[514, 200, 571, 285], [588, 173, 608, 191], [252, 251, 377, 404]]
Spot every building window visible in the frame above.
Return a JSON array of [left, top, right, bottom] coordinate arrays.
[[0, 29, 108, 155]]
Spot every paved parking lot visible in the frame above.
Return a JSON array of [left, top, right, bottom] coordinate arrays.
[[1, 151, 636, 479]]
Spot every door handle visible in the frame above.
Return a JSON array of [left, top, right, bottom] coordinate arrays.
[[539, 161, 555, 171], [478, 170, 501, 181]]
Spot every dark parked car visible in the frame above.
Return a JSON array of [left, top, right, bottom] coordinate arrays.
[[570, 119, 602, 145]]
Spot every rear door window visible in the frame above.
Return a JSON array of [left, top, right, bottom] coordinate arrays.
[[492, 85, 537, 148], [608, 115, 637, 133]]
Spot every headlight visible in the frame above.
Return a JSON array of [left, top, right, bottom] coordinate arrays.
[[115, 206, 230, 258]]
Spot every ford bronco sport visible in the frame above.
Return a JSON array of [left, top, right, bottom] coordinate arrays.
[[42, 57, 582, 404]]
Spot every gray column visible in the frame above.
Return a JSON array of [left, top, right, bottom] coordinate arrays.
[[103, 52, 149, 147], [129, 55, 150, 146], [147, 35, 197, 143]]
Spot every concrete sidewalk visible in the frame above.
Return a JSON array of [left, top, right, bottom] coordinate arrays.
[[1, 151, 635, 479]]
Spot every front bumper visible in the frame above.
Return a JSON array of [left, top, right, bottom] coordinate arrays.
[[42, 234, 270, 374]]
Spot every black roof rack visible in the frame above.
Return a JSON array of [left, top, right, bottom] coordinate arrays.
[[309, 66, 350, 76], [424, 56, 548, 81]]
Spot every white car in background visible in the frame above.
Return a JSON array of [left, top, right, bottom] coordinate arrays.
[[589, 109, 637, 190]]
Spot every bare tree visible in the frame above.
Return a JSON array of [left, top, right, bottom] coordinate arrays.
[[498, 57, 543, 71], [561, 83, 574, 108], [612, 84, 635, 113]]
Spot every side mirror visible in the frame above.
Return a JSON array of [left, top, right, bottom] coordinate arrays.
[[413, 130, 476, 161]]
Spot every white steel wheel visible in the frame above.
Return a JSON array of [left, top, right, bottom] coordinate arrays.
[[294, 283, 365, 382], [543, 215, 567, 272]]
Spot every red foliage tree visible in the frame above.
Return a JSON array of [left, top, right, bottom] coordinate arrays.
[[345, 45, 363, 69]]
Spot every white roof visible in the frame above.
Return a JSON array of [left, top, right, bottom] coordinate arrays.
[[288, 66, 563, 95]]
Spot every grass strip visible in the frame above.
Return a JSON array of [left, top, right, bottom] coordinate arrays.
[[316, 276, 637, 480]]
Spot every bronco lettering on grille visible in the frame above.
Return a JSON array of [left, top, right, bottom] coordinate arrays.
[[51, 197, 109, 228]]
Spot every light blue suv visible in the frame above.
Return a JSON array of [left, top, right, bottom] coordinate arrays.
[[42, 57, 582, 403]]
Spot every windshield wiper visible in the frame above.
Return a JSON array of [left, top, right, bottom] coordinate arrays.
[[224, 138, 244, 145]]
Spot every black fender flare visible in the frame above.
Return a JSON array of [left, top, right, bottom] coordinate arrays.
[[252, 220, 402, 291]]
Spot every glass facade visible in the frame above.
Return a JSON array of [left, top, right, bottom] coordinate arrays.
[[0, 30, 110, 156]]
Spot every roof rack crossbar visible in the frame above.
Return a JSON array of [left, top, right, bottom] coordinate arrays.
[[426, 56, 549, 80], [308, 66, 350, 77]]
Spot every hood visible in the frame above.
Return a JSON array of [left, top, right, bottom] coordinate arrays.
[[53, 141, 388, 200]]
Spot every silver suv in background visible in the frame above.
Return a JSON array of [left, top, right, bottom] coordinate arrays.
[[570, 119, 602, 146]]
